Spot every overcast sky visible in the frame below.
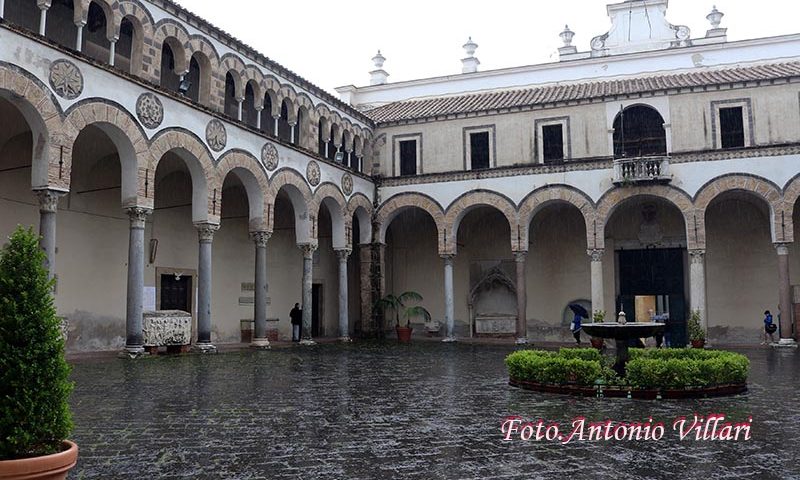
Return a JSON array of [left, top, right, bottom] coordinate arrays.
[[177, 0, 800, 95]]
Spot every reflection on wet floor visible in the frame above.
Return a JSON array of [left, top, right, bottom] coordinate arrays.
[[68, 343, 800, 479]]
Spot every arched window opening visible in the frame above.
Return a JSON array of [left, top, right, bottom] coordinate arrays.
[[613, 105, 667, 158], [4, 0, 40, 33], [318, 119, 327, 156], [83, 1, 109, 63], [243, 82, 258, 127], [224, 72, 238, 118], [295, 108, 306, 146], [351, 136, 361, 171], [277, 100, 291, 142], [44, 0, 76, 47], [115, 17, 138, 73], [160, 43, 181, 93], [327, 127, 338, 161], [260, 95, 274, 134], [186, 55, 202, 103]]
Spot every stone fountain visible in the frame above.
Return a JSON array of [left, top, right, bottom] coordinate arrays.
[[581, 311, 665, 377]]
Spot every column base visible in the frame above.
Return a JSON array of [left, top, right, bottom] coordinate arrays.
[[250, 338, 271, 350], [119, 345, 146, 359], [515, 337, 529, 345], [771, 338, 798, 348], [338, 336, 352, 342], [192, 343, 218, 354], [299, 339, 317, 346], [442, 336, 457, 343]]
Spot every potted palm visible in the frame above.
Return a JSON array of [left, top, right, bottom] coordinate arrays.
[[590, 310, 606, 349], [0, 227, 77, 479], [375, 291, 431, 343], [688, 309, 706, 348]]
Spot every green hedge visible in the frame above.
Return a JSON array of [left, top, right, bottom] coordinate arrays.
[[506, 347, 749, 389], [626, 349, 749, 388]]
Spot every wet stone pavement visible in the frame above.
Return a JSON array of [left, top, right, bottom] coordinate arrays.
[[67, 342, 800, 480]]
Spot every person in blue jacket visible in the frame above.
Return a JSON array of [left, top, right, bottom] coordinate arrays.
[[762, 310, 776, 345], [570, 312, 582, 344]]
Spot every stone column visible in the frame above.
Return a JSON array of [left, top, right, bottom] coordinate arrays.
[[255, 106, 263, 130], [251, 231, 271, 349], [75, 22, 85, 51], [236, 98, 244, 121], [299, 243, 316, 344], [588, 249, 605, 317], [35, 189, 63, 278], [124, 207, 151, 356], [442, 254, 456, 342], [290, 123, 297, 144], [108, 38, 117, 66], [273, 115, 280, 137], [37, 2, 48, 35], [775, 243, 796, 345], [324, 142, 330, 159], [0, 0, 5, 19], [336, 249, 351, 341], [688, 249, 707, 332], [194, 223, 219, 352], [514, 251, 528, 344]]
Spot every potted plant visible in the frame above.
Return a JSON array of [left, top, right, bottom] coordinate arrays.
[[375, 291, 430, 343], [0, 227, 77, 479], [688, 309, 706, 348], [590, 310, 606, 349]]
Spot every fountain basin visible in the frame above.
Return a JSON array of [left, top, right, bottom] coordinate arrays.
[[581, 322, 665, 340]]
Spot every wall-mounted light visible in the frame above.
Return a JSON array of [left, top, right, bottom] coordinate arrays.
[[334, 151, 344, 163], [149, 238, 158, 264], [179, 78, 192, 95]]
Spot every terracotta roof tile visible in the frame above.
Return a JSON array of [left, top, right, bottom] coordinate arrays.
[[365, 62, 800, 123]]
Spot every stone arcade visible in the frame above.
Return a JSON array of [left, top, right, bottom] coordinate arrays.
[[1, 0, 800, 352]]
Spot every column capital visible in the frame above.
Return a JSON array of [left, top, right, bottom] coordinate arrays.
[[126, 207, 152, 229], [195, 222, 219, 243], [34, 189, 65, 213], [440, 253, 455, 262], [587, 248, 605, 262], [235, 96, 244, 103], [335, 248, 352, 260], [774, 242, 792, 256], [513, 251, 528, 262], [250, 230, 271, 248], [298, 243, 317, 258], [254, 105, 264, 112], [688, 249, 706, 263]]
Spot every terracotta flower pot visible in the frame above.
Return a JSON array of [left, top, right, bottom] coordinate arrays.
[[0, 440, 78, 480], [396, 325, 413, 343], [691, 339, 706, 349], [590, 337, 604, 349]]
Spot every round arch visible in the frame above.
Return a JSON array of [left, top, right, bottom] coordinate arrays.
[[268, 168, 314, 244], [348, 193, 373, 245], [215, 150, 269, 232], [376, 192, 445, 251], [313, 183, 348, 250], [443, 190, 518, 254], [517, 185, 595, 251]]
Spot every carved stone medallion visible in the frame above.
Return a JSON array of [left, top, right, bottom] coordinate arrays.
[[136, 93, 164, 129], [205, 119, 227, 152], [261, 142, 279, 171], [48, 59, 83, 100], [306, 161, 321, 186], [341, 172, 353, 196]]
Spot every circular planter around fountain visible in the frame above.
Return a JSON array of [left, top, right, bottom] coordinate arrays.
[[396, 326, 413, 343], [509, 378, 747, 399], [0, 441, 78, 480]]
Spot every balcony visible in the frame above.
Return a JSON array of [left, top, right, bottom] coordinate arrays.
[[613, 156, 672, 185]]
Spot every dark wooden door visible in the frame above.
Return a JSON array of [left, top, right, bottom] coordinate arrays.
[[161, 274, 191, 312]]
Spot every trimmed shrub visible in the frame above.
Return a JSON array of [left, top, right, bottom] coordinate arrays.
[[0, 227, 73, 460], [558, 347, 602, 362], [506, 350, 602, 386]]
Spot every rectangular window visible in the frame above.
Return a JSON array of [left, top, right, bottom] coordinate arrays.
[[469, 132, 490, 170], [399, 140, 417, 176], [719, 106, 745, 149], [542, 124, 564, 162]]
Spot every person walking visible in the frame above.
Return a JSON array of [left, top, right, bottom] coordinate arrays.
[[762, 309, 777, 345], [570, 312, 583, 345], [290, 303, 302, 342]]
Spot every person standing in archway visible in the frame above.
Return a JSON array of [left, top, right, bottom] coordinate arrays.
[[290, 303, 302, 342]]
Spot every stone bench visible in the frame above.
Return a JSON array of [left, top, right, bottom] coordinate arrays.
[[143, 310, 192, 354]]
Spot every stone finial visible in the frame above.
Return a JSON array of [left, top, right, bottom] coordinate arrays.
[[369, 50, 389, 86], [559, 25, 575, 47], [461, 37, 480, 74], [707, 5, 724, 29]]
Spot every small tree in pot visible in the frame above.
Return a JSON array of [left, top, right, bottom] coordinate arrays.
[[0, 227, 77, 479], [375, 291, 431, 343], [688, 309, 706, 348]]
